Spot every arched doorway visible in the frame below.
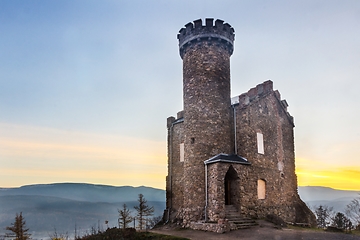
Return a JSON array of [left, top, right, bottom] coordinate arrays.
[[224, 166, 239, 205]]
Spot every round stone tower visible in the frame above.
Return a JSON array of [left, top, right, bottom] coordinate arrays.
[[178, 18, 235, 224]]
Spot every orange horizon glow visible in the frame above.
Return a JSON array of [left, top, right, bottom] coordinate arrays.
[[1, 123, 360, 191], [296, 157, 360, 191], [0, 122, 167, 189]]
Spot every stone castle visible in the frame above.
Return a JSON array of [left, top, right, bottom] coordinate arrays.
[[165, 18, 315, 230]]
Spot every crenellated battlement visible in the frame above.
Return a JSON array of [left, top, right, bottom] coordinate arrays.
[[177, 18, 235, 59], [234, 80, 294, 125], [238, 80, 274, 104]]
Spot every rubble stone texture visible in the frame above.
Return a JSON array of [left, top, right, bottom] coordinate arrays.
[[165, 18, 316, 230]]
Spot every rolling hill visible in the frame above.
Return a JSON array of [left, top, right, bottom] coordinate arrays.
[[298, 186, 360, 213], [0, 183, 165, 239], [0, 183, 165, 202], [1, 183, 359, 239]]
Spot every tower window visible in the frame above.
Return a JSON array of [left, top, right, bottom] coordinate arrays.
[[257, 179, 266, 200], [257, 132, 264, 154], [180, 143, 184, 162]]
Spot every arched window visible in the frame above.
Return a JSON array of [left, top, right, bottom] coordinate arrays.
[[257, 179, 266, 200]]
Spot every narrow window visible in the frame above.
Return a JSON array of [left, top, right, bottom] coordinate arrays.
[[257, 179, 266, 200], [257, 132, 264, 154], [180, 143, 184, 162]]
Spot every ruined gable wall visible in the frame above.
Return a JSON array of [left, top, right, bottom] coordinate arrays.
[[233, 80, 302, 222], [166, 114, 185, 221]]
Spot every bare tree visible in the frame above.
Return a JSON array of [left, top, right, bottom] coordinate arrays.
[[6, 212, 31, 240], [345, 195, 360, 229], [118, 204, 132, 229], [148, 216, 163, 229], [49, 227, 69, 240], [314, 205, 333, 229], [134, 194, 154, 230], [331, 212, 353, 231]]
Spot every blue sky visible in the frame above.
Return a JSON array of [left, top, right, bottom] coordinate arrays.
[[1, 0, 360, 189]]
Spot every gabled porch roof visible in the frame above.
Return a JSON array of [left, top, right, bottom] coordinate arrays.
[[204, 153, 251, 165]]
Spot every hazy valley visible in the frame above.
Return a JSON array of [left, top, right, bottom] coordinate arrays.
[[298, 186, 360, 213], [0, 183, 165, 239], [0, 183, 359, 239]]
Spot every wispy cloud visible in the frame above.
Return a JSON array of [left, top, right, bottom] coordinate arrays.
[[0, 123, 167, 188]]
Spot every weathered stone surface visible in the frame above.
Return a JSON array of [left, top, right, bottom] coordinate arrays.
[[164, 18, 316, 231], [181, 19, 234, 224], [189, 221, 234, 233], [166, 117, 184, 221]]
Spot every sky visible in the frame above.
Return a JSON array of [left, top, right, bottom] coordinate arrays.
[[1, 0, 360, 190]]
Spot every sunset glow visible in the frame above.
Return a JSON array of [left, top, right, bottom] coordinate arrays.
[[1, 1, 359, 191], [296, 158, 360, 191], [0, 123, 167, 189]]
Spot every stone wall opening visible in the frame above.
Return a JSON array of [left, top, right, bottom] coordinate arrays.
[[224, 166, 239, 205], [257, 132, 264, 154], [180, 143, 184, 162], [257, 179, 266, 200]]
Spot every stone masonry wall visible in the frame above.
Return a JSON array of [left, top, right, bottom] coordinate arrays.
[[182, 38, 233, 225], [233, 81, 315, 224], [165, 18, 316, 229], [207, 163, 241, 222], [166, 116, 185, 222]]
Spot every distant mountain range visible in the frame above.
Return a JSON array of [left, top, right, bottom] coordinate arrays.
[[298, 186, 360, 214], [0, 183, 165, 239], [0, 183, 165, 202], [0, 183, 359, 239]]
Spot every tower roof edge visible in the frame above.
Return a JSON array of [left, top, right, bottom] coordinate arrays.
[[178, 18, 235, 59]]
